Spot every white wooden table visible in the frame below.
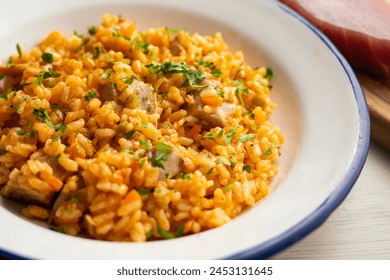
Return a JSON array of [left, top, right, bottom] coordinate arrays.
[[271, 142, 390, 259]]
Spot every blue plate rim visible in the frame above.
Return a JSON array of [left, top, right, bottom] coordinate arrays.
[[225, 0, 370, 260]]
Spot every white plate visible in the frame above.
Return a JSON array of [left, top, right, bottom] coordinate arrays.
[[0, 0, 369, 259]]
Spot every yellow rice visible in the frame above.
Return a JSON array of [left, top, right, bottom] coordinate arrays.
[[0, 14, 284, 241]]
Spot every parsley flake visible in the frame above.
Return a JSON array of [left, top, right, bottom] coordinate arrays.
[[125, 130, 136, 139], [41, 52, 53, 63], [243, 165, 252, 173], [239, 133, 256, 143], [146, 61, 206, 88], [84, 91, 96, 101], [263, 147, 272, 157], [224, 127, 237, 146], [16, 44, 22, 57], [216, 156, 230, 166], [88, 26, 97, 35]]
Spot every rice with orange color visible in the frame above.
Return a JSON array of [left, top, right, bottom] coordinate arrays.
[[0, 14, 283, 241]]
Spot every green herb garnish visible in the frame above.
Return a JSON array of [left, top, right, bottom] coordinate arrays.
[[224, 127, 237, 146], [139, 140, 152, 151], [225, 184, 233, 192], [0, 89, 11, 100], [138, 189, 150, 196], [16, 44, 22, 57], [88, 26, 97, 35], [265, 67, 273, 80], [146, 61, 206, 88], [84, 91, 96, 101], [243, 165, 252, 173], [53, 123, 67, 133], [155, 142, 173, 154], [196, 58, 222, 78], [179, 173, 191, 179], [239, 133, 256, 143], [93, 46, 100, 59], [121, 76, 134, 85], [16, 129, 27, 136], [145, 229, 153, 238], [32, 107, 53, 128], [203, 133, 216, 142], [52, 134, 61, 142], [125, 130, 136, 139], [216, 156, 230, 166], [41, 52, 53, 63], [263, 147, 272, 157], [75, 37, 90, 53]]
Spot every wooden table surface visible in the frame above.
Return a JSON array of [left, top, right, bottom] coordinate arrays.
[[271, 142, 390, 260]]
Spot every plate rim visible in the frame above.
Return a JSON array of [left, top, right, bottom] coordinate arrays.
[[225, 0, 370, 260]]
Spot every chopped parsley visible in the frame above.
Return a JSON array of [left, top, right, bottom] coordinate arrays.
[[50, 103, 60, 109], [16, 129, 27, 136], [138, 189, 150, 196], [135, 40, 150, 54], [53, 123, 67, 133], [125, 130, 136, 139], [243, 165, 252, 173], [52, 153, 61, 162], [141, 121, 148, 129], [224, 127, 237, 146], [263, 147, 272, 157], [234, 79, 249, 105], [101, 69, 113, 80], [139, 158, 146, 168], [234, 80, 249, 94], [145, 229, 153, 238], [206, 167, 214, 175], [243, 109, 255, 118], [139, 140, 152, 151], [155, 142, 173, 154], [52, 134, 61, 142], [225, 184, 233, 192], [0, 149, 6, 156], [121, 76, 134, 85], [230, 162, 237, 169], [0, 89, 11, 100], [157, 224, 184, 239], [179, 173, 191, 179], [203, 132, 215, 142], [216, 156, 230, 166], [239, 133, 256, 143], [146, 61, 206, 88], [41, 52, 54, 63], [216, 88, 225, 98], [84, 91, 96, 101], [93, 46, 100, 59], [0, 75, 4, 81], [32, 107, 53, 128], [265, 67, 273, 80], [50, 226, 65, 233], [16, 44, 22, 57], [216, 130, 224, 139], [75, 37, 90, 53], [164, 27, 186, 34], [88, 26, 97, 35], [151, 142, 173, 169], [196, 58, 222, 78]]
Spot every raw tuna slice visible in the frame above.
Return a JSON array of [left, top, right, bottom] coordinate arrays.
[[279, 0, 390, 79]]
